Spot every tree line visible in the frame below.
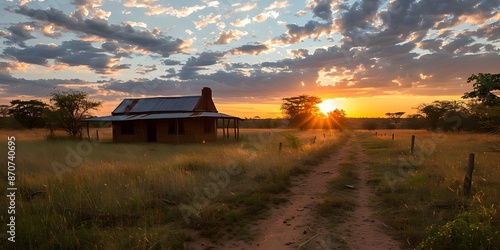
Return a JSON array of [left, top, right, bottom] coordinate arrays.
[[1, 90, 102, 137], [281, 73, 499, 133], [413, 73, 499, 132]]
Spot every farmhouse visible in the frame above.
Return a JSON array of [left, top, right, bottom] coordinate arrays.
[[84, 87, 241, 143]]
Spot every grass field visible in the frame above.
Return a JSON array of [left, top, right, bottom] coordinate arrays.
[[0, 128, 347, 249], [357, 130, 500, 249], [1, 128, 499, 249]]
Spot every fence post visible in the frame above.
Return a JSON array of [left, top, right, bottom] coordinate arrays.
[[463, 153, 475, 196], [410, 135, 415, 154], [279, 142, 282, 154], [96, 130, 99, 141], [392, 134, 394, 140]]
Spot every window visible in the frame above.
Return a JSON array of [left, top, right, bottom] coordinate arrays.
[[204, 119, 214, 133], [168, 119, 184, 134], [121, 121, 134, 135]]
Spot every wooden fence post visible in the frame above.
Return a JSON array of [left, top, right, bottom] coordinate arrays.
[[392, 134, 394, 140], [410, 135, 415, 154], [463, 153, 475, 196], [96, 130, 99, 141], [279, 142, 282, 154]]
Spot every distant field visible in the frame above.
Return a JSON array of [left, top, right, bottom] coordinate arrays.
[[0, 128, 347, 249], [357, 130, 500, 248]]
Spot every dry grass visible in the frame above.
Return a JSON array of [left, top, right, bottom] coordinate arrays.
[[358, 130, 500, 248], [0, 128, 347, 249]]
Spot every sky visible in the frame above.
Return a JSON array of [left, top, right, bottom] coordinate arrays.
[[0, 0, 498, 118]]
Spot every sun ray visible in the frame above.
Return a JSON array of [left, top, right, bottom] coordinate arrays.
[[317, 99, 337, 116]]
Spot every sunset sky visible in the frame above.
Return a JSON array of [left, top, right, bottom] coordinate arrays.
[[0, 0, 498, 118]]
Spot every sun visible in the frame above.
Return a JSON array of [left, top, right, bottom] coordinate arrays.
[[317, 99, 337, 116]]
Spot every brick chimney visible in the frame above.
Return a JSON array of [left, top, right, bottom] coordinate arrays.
[[202, 87, 212, 100], [194, 87, 217, 112]]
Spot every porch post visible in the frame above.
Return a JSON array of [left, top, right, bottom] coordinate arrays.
[[226, 119, 230, 139], [237, 119, 240, 141], [86, 121, 90, 140], [176, 119, 179, 143], [233, 119, 236, 139]]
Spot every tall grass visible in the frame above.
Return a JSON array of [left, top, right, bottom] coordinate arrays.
[[358, 130, 500, 248], [0, 128, 347, 249]]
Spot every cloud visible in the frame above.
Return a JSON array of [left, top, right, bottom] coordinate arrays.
[[291, 49, 309, 58], [179, 51, 226, 79], [335, 0, 379, 35], [124, 0, 206, 17], [309, 0, 334, 21], [265, 1, 289, 10], [418, 39, 443, 52], [295, 10, 307, 17], [228, 2, 257, 15], [135, 64, 157, 75], [14, 6, 189, 57], [230, 44, 269, 55], [121, 21, 148, 28], [58, 52, 130, 75], [3, 40, 130, 74], [123, 0, 156, 8], [442, 34, 475, 54], [194, 13, 221, 30], [0, 30, 9, 37], [145, 4, 206, 17], [72, 0, 111, 20], [3, 44, 66, 65], [467, 21, 500, 41], [213, 29, 247, 45], [0, 66, 96, 98], [0, 61, 30, 73], [4, 23, 36, 46], [230, 16, 252, 27], [272, 20, 333, 44], [253, 11, 279, 23], [163, 59, 181, 65], [41, 23, 62, 38]]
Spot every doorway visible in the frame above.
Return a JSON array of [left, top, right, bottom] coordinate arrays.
[[147, 122, 157, 142]]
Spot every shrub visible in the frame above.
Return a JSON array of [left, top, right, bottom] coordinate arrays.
[[362, 120, 379, 130], [282, 133, 302, 149], [418, 209, 498, 250]]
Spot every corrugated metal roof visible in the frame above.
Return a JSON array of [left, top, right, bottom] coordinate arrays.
[[84, 112, 241, 122], [112, 96, 201, 114]]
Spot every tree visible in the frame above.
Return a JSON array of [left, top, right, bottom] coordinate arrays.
[[0, 105, 10, 118], [416, 101, 468, 131], [8, 100, 48, 128], [281, 95, 322, 129], [327, 109, 347, 130], [417, 101, 450, 130], [385, 112, 405, 126], [50, 90, 102, 137], [405, 114, 426, 130], [462, 73, 500, 132], [462, 73, 500, 106]]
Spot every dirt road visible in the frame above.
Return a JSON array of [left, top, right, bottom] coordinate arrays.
[[188, 136, 404, 249]]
